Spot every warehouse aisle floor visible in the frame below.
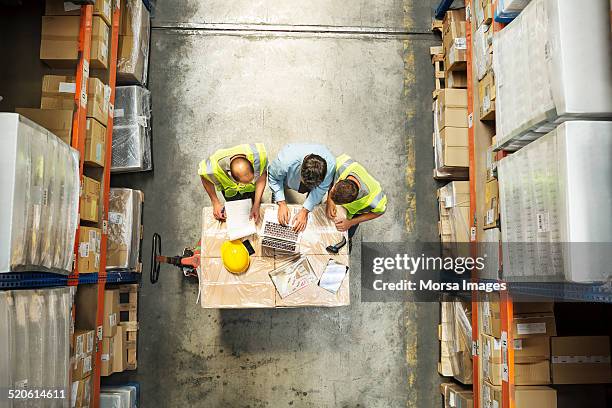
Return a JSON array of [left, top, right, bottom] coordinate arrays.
[[110, 1, 441, 406]]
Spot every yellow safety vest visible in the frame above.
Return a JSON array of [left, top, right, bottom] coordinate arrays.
[[199, 144, 267, 197], [334, 154, 387, 217]]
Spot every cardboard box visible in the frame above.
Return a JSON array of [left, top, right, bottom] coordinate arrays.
[[14, 107, 73, 145], [514, 335, 551, 363], [80, 176, 101, 223], [71, 375, 92, 408], [103, 290, 119, 338], [482, 382, 501, 408], [40, 16, 109, 69], [485, 358, 550, 385], [479, 70, 496, 121], [78, 226, 101, 273], [481, 295, 554, 338], [441, 383, 473, 408], [445, 69, 468, 89], [443, 9, 466, 53], [72, 353, 93, 381], [441, 127, 469, 168], [45, 0, 112, 26], [112, 325, 126, 373], [85, 119, 106, 167], [437, 106, 468, 130], [73, 329, 95, 358], [484, 179, 499, 229], [101, 337, 114, 376], [118, 0, 151, 85], [513, 313, 557, 339], [515, 386, 557, 407], [551, 336, 612, 384], [438, 88, 468, 108], [445, 42, 467, 72], [41, 75, 109, 126]]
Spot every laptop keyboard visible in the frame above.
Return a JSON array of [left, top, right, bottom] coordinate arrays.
[[261, 237, 298, 253], [263, 221, 299, 242]]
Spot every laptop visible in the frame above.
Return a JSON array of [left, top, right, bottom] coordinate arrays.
[[261, 207, 301, 253]]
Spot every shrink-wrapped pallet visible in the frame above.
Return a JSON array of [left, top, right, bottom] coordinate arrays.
[[111, 86, 152, 173], [0, 113, 80, 274], [494, 0, 612, 150], [107, 188, 144, 271], [118, 0, 151, 85]]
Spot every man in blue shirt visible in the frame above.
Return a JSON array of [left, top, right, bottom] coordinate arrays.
[[268, 143, 336, 232]]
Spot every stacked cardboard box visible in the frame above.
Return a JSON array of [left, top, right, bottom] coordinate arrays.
[[473, 0, 496, 122], [482, 382, 557, 408], [442, 10, 467, 88], [77, 226, 101, 274], [118, 0, 151, 85], [551, 336, 612, 384], [103, 289, 119, 339], [439, 297, 473, 384], [441, 382, 473, 408], [80, 176, 101, 223], [72, 329, 95, 383], [433, 89, 469, 179], [71, 375, 92, 408], [437, 182, 470, 257]]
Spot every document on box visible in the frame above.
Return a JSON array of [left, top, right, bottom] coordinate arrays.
[[319, 260, 349, 294], [225, 199, 256, 240]]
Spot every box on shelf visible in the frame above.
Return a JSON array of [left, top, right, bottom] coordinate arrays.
[[107, 188, 144, 270], [101, 337, 114, 376], [445, 69, 467, 89], [551, 336, 612, 384], [515, 386, 557, 407], [445, 42, 467, 72], [513, 313, 556, 339], [436, 101, 468, 130], [474, 23, 493, 81], [77, 226, 101, 273], [442, 9, 466, 52], [486, 137, 497, 181], [85, 118, 106, 167], [437, 182, 470, 253], [118, 0, 151, 85], [14, 107, 73, 145], [498, 121, 612, 282], [441, 382, 473, 408], [478, 70, 496, 121], [73, 329, 95, 358], [41, 75, 110, 127], [71, 375, 92, 408], [72, 350, 93, 381], [112, 86, 152, 172], [484, 179, 498, 229], [103, 289, 120, 338], [45, 0, 112, 26], [0, 114, 80, 274], [112, 325, 127, 373], [40, 16, 109, 69], [80, 176, 101, 223], [437, 126, 468, 170]]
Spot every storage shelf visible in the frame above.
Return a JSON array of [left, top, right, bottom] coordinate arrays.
[[0, 272, 68, 289], [435, 0, 457, 20], [106, 271, 141, 284], [79, 273, 100, 285]]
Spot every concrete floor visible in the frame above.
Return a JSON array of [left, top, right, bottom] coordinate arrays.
[[110, 1, 442, 406]]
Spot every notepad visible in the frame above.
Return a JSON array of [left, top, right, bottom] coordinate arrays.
[[225, 199, 257, 240], [318, 260, 349, 294]]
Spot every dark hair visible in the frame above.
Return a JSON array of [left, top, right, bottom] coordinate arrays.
[[301, 154, 327, 189], [331, 180, 359, 204]]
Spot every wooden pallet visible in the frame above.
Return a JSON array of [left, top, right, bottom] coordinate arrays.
[[431, 19, 443, 34], [117, 284, 138, 370], [430, 46, 445, 92]]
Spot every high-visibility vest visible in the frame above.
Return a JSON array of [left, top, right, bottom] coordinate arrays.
[[199, 144, 267, 197], [334, 154, 387, 217]]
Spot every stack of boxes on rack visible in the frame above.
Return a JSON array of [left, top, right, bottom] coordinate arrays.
[[473, 0, 495, 121], [72, 328, 96, 407]]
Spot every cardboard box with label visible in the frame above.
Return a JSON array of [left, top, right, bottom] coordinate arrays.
[[481, 295, 554, 338], [45, 0, 112, 26], [479, 70, 496, 121], [40, 16, 109, 69], [73, 329, 95, 358], [441, 382, 473, 408], [103, 289, 120, 338], [80, 176, 101, 223], [515, 386, 557, 407], [72, 352, 93, 381], [552, 336, 612, 384], [436, 90, 469, 131], [85, 118, 106, 167], [443, 9, 466, 51], [440, 127, 469, 169], [14, 107, 73, 145], [71, 375, 92, 408], [513, 313, 556, 339], [78, 226, 101, 273], [107, 188, 144, 271], [101, 337, 114, 376], [41, 75, 109, 126], [484, 179, 499, 229], [118, 0, 151, 85]]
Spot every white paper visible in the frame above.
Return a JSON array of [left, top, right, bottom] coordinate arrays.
[[59, 81, 76, 93], [319, 260, 348, 294], [225, 199, 256, 240]]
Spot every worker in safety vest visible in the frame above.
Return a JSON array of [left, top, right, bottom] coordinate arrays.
[[199, 143, 268, 222], [326, 154, 387, 239]]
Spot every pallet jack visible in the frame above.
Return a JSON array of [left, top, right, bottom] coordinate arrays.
[[150, 233, 201, 284]]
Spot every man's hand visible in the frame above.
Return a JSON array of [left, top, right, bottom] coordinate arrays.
[[250, 203, 261, 224], [334, 218, 353, 232], [326, 201, 337, 219], [212, 201, 226, 221], [277, 201, 290, 225], [292, 208, 309, 232]]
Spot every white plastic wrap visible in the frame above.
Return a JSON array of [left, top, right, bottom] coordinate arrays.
[[118, 0, 151, 85], [111, 86, 152, 173], [101, 385, 138, 408], [498, 121, 612, 282], [107, 188, 144, 271], [0, 287, 73, 407], [0, 113, 80, 274], [494, 0, 612, 150], [100, 393, 123, 408]]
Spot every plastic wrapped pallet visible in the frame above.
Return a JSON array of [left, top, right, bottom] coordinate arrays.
[[100, 393, 123, 408], [437, 182, 470, 257], [112, 86, 152, 173], [494, 0, 612, 150], [0, 113, 80, 274], [101, 385, 138, 408], [107, 188, 144, 271], [498, 121, 612, 282], [0, 287, 73, 407], [118, 0, 151, 85]]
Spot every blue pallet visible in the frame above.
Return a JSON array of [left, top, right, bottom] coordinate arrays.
[[0, 272, 68, 289], [494, 9, 517, 23], [142, 0, 155, 14], [106, 270, 141, 284], [78, 273, 99, 285], [507, 282, 612, 303], [435, 0, 456, 20]]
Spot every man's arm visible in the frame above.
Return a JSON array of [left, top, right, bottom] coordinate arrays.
[[200, 176, 225, 220], [250, 170, 267, 223], [334, 211, 382, 232], [267, 159, 286, 203]]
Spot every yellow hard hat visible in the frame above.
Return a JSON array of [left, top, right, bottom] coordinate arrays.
[[221, 240, 250, 274]]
